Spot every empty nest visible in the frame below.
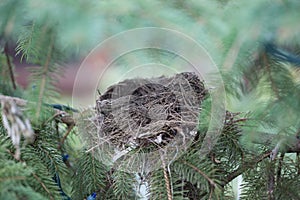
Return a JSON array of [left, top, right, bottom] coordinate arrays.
[[95, 72, 208, 151]]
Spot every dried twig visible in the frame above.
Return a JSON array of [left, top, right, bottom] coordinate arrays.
[[297, 153, 300, 175], [267, 161, 275, 200], [4, 43, 17, 90], [276, 153, 284, 183], [58, 123, 75, 150], [32, 173, 55, 200], [160, 150, 173, 200], [181, 160, 216, 188]]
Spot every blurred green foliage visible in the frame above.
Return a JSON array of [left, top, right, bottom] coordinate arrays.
[[0, 0, 300, 199]]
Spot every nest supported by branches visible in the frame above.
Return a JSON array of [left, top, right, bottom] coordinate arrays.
[[95, 72, 208, 152]]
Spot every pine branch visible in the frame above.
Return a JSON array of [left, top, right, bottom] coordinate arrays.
[[4, 147, 61, 199], [15, 22, 63, 122], [149, 167, 181, 200], [111, 169, 137, 200], [32, 173, 55, 200], [247, 131, 300, 153], [181, 160, 216, 189], [226, 135, 300, 187], [71, 152, 107, 200], [223, 151, 271, 187], [36, 34, 54, 119], [264, 53, 280, 99], [222, 33, 244, 70], [16, 23, 37, 62]]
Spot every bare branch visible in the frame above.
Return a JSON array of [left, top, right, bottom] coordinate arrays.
[[267, 161, 275, 200], [4, 43, 17, 90]]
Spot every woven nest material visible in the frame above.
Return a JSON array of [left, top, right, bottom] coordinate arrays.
[[95, 72, 208, 151]]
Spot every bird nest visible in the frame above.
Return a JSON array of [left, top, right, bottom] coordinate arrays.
[[94, 72, 208, 153]]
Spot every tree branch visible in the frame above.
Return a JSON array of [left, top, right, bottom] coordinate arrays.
[[58, 123, 75, 150], [267, 161, 275, 200], [248, 131, 300, 154], [181, 160, 217, 188], [32, 173, 55, 200], [6, 148, 55, 200], [276, 153, 284, 183], [4, 43, 17, 90], [0, 94, 75, 127], [222, 131, 300, 187], [297, 153, 300, 176], [222, 151, 271, 187]]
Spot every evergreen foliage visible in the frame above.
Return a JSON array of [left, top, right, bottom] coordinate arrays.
[[71, 152, 107, 199], [0, 0, 300, 199]]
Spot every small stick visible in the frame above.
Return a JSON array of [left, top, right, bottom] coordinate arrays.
[[160, 150, 173, 200], [4, 43, 17, 90], [58, 123, 75, 150]]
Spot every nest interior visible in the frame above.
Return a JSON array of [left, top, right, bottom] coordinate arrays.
[[95, 72, 208, 151]]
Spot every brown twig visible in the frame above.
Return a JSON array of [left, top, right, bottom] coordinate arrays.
[[181, 160, 216, 188], [276, 153, 284, 183], [160, 151, 173, 200], [297, 153, 300, 175], [32, 173, 54, 200], [4, 43, 17, 90], [267, 161, 275, 200], [58, 123, 75, 150], [0, 176, 26, 181]]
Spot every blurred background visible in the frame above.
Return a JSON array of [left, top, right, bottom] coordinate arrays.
[[1, 1, 300, 199], [1, 0, 299, 105]]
